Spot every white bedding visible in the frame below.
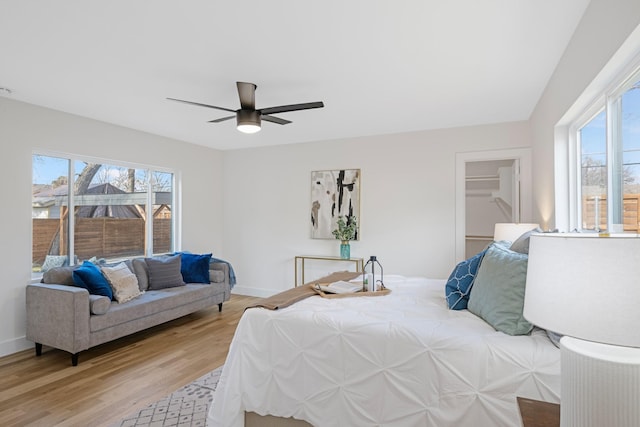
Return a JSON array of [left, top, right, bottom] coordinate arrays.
[[209, 276, 560, 427]]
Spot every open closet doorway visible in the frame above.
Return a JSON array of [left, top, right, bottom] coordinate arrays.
[[455, 148, 532, 262]]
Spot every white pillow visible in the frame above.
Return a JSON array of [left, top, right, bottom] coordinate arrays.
[[101, 262, 143, 303]]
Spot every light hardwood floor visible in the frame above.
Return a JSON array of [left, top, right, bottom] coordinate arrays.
[[0, 294, 262, 427]]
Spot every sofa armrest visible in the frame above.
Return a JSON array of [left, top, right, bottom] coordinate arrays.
[[209, 262, 231, 303], [210, 262, 229, 285], [26, 283, 91, 355]]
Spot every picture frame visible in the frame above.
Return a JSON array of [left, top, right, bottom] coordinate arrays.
[[310, 169, 360, 239]]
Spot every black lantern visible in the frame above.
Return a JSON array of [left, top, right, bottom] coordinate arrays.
[[363, 255, 384, 292]]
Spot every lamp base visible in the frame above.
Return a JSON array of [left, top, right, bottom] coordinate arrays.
[[560, 336, 640, 427]]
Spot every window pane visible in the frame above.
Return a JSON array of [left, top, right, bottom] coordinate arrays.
[[580, 110, 607, 230], [73, 162, 146, 261], [621, 79, 640, 231], [32, 155, 70, 273], [149, 171, 173, 255]]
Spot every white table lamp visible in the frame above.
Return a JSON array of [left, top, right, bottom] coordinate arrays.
[[493, 223, 539, 243], [524, 234, 640, 427]]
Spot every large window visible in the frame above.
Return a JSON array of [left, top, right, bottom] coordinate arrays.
[[575, 69, 640, 232], [32, 154, 175, 275]]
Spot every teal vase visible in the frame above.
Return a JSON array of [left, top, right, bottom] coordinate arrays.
[[340, 241, 350, 259]]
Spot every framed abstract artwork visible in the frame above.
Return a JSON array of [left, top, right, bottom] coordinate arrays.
[[310, 169, 360, 239]]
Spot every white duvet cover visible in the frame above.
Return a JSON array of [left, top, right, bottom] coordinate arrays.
[[209, 276, 560, 427]]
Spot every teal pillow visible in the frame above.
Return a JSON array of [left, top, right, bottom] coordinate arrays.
[[467, 242, 533, 335], [72, 261, 114, 300]]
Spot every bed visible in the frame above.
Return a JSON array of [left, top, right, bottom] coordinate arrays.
[[208, 275, 560, 427]]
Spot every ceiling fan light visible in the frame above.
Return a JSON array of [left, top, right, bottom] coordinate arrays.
[[237, 124, 261, 134], [237, 110, 261, 134]]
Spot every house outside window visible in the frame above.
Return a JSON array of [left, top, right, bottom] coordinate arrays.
[[574, 68, 640, 232], [32, 153, 175, 276]]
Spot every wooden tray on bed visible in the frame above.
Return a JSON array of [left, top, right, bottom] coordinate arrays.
[[312, 284, 391, 299]]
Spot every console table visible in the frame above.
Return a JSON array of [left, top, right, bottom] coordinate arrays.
[[294, 255, 364, 286]]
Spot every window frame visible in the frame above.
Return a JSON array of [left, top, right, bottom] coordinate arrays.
[[31, 150, 180, 278], [568, 63, 640, 233]]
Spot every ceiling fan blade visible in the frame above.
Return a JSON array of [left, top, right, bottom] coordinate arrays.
[[236, 82, 257, 110], [167, 97, 236, 113], [262, 115, 292, 125], [260, 101, 324, 115], [208, 115, 236, 123]]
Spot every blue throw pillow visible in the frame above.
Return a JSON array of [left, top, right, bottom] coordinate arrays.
[[178, 252, 212, 284], [445, 249, 486, 310], [72, 260, 114, 300]]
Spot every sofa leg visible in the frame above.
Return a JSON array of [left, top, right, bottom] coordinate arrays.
[[218, 302, 223, 312], [35, 343, 42, 356], [71, 353, 79, 366]]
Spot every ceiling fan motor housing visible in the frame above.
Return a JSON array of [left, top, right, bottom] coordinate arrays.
[[236, 109, 261, 133]]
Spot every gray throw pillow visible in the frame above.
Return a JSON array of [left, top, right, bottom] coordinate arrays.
[[145, 254, 185, 290], [127, 258, 150, 291], [42, 266, 77, 286], [509, 227, 542, 254], [467, 242, 533, 335]]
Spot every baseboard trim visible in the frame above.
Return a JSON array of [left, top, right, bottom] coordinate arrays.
[[0, 336, 32, 358]]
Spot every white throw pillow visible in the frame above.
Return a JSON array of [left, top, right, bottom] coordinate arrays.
[[101, 262, 143, 303]]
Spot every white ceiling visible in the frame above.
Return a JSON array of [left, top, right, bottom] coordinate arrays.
[[0, 1, 590, 150]]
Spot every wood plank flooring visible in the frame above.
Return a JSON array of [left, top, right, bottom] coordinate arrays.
[[0, 294, 262, 427]]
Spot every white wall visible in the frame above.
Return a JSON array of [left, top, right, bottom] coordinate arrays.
[[223, 122, 530, 297], [530, 0, 640, 229], [0, 97, 225, 356]]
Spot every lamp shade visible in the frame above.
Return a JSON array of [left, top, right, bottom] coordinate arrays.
[[524, 233, 640, 348], [493, 223, 539, 242]]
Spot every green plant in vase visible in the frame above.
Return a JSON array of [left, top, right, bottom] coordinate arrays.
[[332, 215, 357, 259]]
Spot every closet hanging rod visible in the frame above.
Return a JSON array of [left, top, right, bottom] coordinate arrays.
[[466, 174, 500, 182]]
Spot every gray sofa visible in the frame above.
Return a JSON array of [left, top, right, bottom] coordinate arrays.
[[26, 258, 231, 366]]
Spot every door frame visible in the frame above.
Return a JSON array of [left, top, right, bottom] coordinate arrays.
[[455, 147, 533, 262]]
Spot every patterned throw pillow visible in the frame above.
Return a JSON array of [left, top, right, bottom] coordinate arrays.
[[41, 255, 67, 272], [101, 262, 143, 303], [445, 250, 487, 310]]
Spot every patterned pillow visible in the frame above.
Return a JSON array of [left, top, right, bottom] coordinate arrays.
[[445, 250, 486, 310], [101, 262, 143, 303], [41, 255, 67, 272]]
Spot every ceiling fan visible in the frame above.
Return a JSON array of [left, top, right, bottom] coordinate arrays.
[[168, 81, 324, 134]]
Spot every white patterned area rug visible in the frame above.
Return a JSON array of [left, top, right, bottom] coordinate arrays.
[[113, 366, 222, 427]]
